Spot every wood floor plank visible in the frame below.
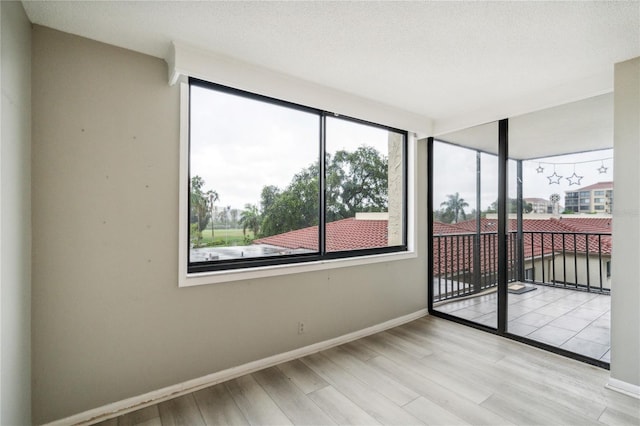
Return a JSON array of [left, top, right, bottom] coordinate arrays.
[[276, 358, 329, 394], [374, 329, 434, 358], [498, 353, 640, 417], [357, 333, 424, 365], [193, 382, 249, 426], [225, 374, 293, 425], [89, 316, 640, 426], [339, 341, 378, 361], [368, 355, 514, 426], [301, 352, 424, 425], [252, 366, 336, 425], [157, 394, 205, 426], [118, 405, 161, 426], [480, 385, 603, 426], [391, 321, 505, 363], [424, 349, 606, 421], [411, 356, 493, 404], [598, 406, 640, 426], [307, 385, 382, 426], [408, 318, 511, 362], [322, 346, 419, 406], [403, 396, 471, 426]]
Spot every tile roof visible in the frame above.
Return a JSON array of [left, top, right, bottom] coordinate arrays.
[[455, 217, 611, 238], [433, 217, 612, 277], [254, 216, 611, 279], [254, 217, 388, 252]]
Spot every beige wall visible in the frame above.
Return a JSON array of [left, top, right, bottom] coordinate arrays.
[[1, 1, 32, 424], [31, 26, 428, 423], [611, 57, 640, 390], [549, 254, 611, 290], [526, 254, 611, 290]]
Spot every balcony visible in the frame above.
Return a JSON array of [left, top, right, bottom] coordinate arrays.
[[432, 228, 611, 362]]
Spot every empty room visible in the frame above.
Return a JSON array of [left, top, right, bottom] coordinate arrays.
[[1, 1, 639, 425]]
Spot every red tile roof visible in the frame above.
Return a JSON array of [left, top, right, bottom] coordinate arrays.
[[455, 217, 611, 239], [254, 216, 611, 278], [433, 217, 612, 277], [433, 221, 469, 235], [254, 225, 320, 251], [254, 218, 388, 252]]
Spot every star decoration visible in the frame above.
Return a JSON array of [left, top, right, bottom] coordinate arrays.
[[566, 172, 584, 186], [598, 164, 608, 174], [536, 165, 545, 173], [547, 172, 562, 184]]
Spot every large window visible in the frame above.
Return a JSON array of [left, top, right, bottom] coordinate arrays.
[[187, 78, 407, 273]]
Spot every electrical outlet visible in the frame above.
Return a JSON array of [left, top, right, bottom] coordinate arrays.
[[298, 322, 305, 334]]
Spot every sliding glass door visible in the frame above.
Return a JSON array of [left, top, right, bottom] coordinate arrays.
[[429, 95, 613, 367], [507, 95, 613, 365], [430, 121, 499, 329]]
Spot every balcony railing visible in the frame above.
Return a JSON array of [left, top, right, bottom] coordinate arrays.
[[433, 231, 611, 302]]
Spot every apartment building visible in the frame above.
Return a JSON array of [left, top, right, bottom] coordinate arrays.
[[524, 197, 553, 214], [565, 182, 614, 213]]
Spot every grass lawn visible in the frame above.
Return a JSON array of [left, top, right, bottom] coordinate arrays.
[[199, 228, 254, 246]]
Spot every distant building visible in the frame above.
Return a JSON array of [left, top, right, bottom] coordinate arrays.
[[565, 181, 613, 213], [524, 197, 552, 214]]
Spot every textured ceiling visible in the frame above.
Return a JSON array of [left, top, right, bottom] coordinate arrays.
[[22, 1, 640, 140]]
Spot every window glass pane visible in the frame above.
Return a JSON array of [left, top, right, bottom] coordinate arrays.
[[430, 120, 499, 330], [325, 117, 405, 252], [189, 85, 319, 263]]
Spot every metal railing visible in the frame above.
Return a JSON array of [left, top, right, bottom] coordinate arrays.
[[522, 231, 611, 294], [432, 231, 611, 302]]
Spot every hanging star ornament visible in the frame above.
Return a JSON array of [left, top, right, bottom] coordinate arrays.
[[536, 164, 545, 173], [566, 172, 584, 186], [598, 163, 608, 174], [547, 171, 562, 184]]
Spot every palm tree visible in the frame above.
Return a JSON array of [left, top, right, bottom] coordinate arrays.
[[190, 176, 218, 244], [441, 192, 469, 223], [207, 190, 219, 240], [239, 204, 260, 239]]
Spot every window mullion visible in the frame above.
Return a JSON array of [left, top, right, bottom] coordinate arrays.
[[319, 113, 327, 255]]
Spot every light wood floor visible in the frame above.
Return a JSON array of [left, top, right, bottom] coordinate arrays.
[[94, 316, 639, 426]]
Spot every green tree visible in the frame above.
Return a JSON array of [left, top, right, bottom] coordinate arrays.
[[260, 185, 280, 214], [260, 166, 319, 237], [326, 146, 388, 222], [433, 208, 455, 224], [229, 208, 240, 228], [239, 204, 261, 238], [190, 176, 218, 244], [258, 146, 389, 237], [486, 198, 533, 214], [440, 192, 469, 224]]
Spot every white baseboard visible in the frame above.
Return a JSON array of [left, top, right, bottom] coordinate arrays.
[[45, 308, 428, 426], [606, 377, 640, 399]]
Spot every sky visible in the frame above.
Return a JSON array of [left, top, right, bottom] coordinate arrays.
[[433, 141, 613, 213], [190, 85, 390, 211], [191, 84, 614, 216]]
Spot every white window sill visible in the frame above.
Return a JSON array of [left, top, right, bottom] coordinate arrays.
[[179, 250, 417, 287]]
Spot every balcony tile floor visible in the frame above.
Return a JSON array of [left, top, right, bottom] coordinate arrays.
[[434, 284, 611, 362]]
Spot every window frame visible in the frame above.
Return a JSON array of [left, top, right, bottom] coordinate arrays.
[[179, 78, 414, 286]]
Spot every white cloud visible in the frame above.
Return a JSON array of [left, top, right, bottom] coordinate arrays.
[[190, 86, 390, 211]]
